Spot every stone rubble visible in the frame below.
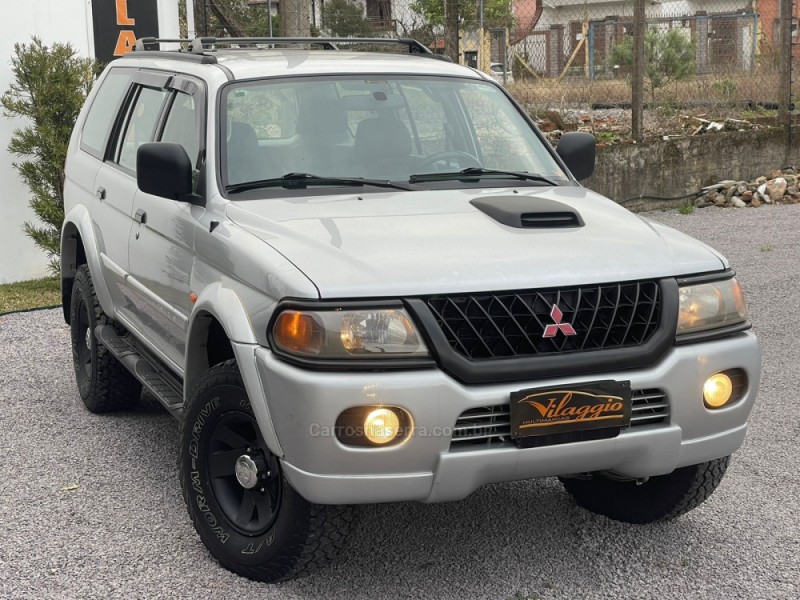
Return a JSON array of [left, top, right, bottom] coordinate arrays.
[[695, 168, 800, 208], [533, 110, 763, 147]]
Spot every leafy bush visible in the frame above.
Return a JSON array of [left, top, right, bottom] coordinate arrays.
[[610, 27, 695, 102], [2, 37, 96, 273]]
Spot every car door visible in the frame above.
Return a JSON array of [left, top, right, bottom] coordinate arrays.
[[80, 67, 137, 312], [95, 72, 171, 327], [127, 76, 206, 370]]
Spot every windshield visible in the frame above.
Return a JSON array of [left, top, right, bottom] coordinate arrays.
[[220, 75, 568, 192]]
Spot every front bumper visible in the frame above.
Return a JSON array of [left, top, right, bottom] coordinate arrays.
[[253, 332, 760, 504]]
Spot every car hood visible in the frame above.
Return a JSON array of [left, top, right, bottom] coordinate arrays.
[[226, 186, 726, 298]]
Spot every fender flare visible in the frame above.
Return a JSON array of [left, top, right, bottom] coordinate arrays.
[[186, 284, 284, 457], [61, 204, 114, 319]]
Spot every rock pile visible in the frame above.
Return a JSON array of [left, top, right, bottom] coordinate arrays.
[[695, 167, 800, 208]]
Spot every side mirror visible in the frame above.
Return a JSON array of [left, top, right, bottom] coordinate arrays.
[[137, 142, 193, 201], [557, 132, 596, 181]]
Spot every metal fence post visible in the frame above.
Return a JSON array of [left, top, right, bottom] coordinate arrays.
[[778, 0, 793, 131], [631, 0, 645, 142]]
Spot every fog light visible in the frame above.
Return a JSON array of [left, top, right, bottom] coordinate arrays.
[[364, 408, 401, 445], [704, 373, 733, 408], [335, 406, 412, 447]]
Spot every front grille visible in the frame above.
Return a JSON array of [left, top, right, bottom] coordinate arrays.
[[450, 388, 670, 450], [425, 280, 661, 360]]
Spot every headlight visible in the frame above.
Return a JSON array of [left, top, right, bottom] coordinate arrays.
[[272, 307, 429, 359], [677, 278, 747, 335]]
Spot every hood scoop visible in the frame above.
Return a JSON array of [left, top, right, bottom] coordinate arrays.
[[470, 195, 585, 229]]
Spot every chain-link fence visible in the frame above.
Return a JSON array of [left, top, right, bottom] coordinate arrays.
[[189, 0, 797, 141]]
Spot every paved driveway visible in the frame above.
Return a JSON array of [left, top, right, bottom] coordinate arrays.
[[1, 205, 798, 599]]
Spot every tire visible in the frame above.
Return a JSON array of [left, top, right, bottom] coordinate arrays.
[[70, 264, 141, 412], [179, 360, 354, 582], [559, 456, 731, 524]]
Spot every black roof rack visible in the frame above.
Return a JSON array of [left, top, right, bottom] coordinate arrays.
[[130, 36, 450, 62]]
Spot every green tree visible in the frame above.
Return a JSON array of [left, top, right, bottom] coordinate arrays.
[[322, 0, 375, 37], [197, 0, 279, 37], [610, 27, 695, 101], [1, 38, 96, 273], [409, 0, 515, 31]]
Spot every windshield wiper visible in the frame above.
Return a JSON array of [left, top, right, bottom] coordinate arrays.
[[226, 172, 416, 194], [409, 168, 558, 186]]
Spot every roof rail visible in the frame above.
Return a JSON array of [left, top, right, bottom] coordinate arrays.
[[133, 38, 194, 52], [132, 36, 445, 59]]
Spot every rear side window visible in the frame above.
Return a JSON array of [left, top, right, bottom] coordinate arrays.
[[161, 92, 201, 167], [80, 70, 132, 158], [116, 86, 169, 173]]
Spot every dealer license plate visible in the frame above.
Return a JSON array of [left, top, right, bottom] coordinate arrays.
[[509, 380, 632, 439]]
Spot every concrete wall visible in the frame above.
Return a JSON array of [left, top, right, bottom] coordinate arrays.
[[0, 0, 179, 284], [584, 127, 800, 211]]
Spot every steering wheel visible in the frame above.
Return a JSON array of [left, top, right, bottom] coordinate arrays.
[[415, 151, 482, 171]]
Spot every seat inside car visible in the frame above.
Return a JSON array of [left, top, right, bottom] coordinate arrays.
[[353, 117, 412, 180], [294, 96, 350, 175], [226, 121, 264, 185]]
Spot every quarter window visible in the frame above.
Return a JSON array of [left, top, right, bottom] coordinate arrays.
[[80, 70, 132, 158]]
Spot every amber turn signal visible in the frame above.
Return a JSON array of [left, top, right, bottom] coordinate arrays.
[[273, 311, 323, 355]]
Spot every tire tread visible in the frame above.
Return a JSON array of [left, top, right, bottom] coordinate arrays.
[[180, 361, 354, 583], [72, 265, 141, 412], [560, 455, 731, 524]]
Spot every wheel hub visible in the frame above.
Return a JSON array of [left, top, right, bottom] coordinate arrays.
[[235, 454, 261, 489], [208, 411, 282, 535], [85, 327, 92, 350]]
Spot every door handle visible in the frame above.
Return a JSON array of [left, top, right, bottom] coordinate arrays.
[[134, 209, 147, 224], [96, 187, 106, 200]]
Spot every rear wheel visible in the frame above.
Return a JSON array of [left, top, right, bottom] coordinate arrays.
[[179, 360, 354, 582], [70, 265, 141, 412], [559, 456, 731, 524]]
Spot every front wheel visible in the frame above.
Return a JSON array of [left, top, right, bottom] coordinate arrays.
[[179, 360, 354, 582], [559, 456, 731, 524]]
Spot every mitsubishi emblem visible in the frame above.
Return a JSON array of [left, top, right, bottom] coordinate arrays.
[[542, 305, 577, 338]]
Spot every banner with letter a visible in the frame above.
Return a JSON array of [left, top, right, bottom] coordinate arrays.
[[92, 0, 160, 64]]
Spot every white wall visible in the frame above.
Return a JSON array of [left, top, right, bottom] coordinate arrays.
[[0, 0, 93, 283], [0, 0, 178, 284]]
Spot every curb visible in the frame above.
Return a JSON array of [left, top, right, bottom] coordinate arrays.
[[0, 304, 62, 318]]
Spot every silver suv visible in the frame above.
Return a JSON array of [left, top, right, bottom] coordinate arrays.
[[61, 37, 761, 582]]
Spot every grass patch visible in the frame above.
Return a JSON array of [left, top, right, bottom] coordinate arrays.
[[677, 201, 695, 215], [0, 277, 61, 315]]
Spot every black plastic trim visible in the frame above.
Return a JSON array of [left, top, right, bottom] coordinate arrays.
[[405, 278, 679, 385], [266, 299, 437, 372], [676, 268, 735, 286], [674, 321, 752, 345], [470, 196, 584, 228]]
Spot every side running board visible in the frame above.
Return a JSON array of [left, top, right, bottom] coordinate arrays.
[[95, 325, 184, 418]]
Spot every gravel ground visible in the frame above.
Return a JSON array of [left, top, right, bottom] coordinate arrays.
[[1, 205, 799, 600]]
